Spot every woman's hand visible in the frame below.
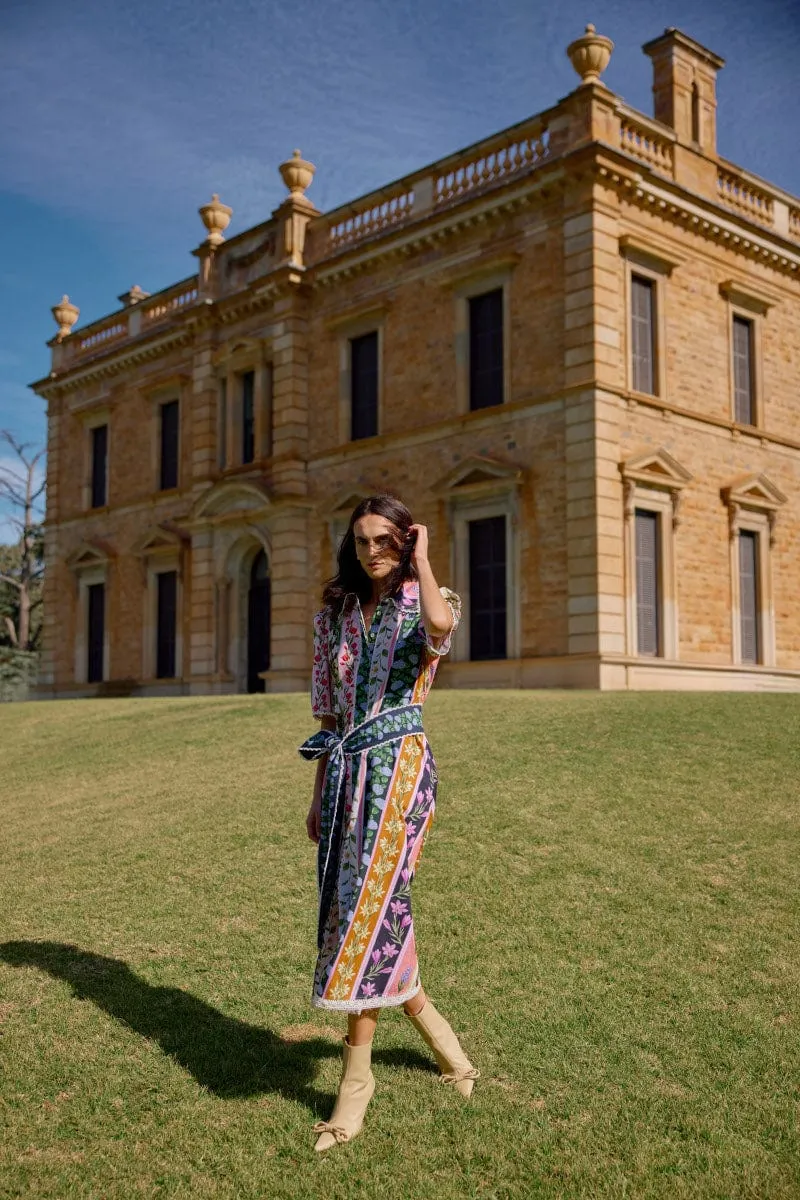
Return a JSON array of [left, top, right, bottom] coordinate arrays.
[[407, 523, 429, 567], [306, 794, 322, 844]]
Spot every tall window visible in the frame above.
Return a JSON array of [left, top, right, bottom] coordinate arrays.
[[631, 275, 656, 395], [159, 400, 179, 491], [90, 424, 108, 508], [469, 289, 503, 410], [156, 570, 178, 679], [87, 581, 105, 683], [733, 316, 754, 425], [468, 515, 506, 660], [739, 531, 760, 664], [635, 510, 660, 656], [241, 371, 255, 464], [350, 332, 378, 440]]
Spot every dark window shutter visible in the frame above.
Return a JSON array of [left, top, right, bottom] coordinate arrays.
[[631, 276, 655, 395], [469, 289, 504, 411], [351, 332, 379, 440], [91, 425, 108, 508], [159, 400, 179, 490], [739, 531, 760, 663], [468, 515, 507, 660], [733, 316, 754, 425], [635, 510, 660, 656], [241, 371, 255, 463], [87, 582, 105, 683], [156, 570, 178, 679]]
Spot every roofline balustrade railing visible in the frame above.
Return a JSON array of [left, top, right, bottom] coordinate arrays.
[[50, 97, 800, 373], [319, 108, 555, 258], [616, 104, 675, 178], [54, 277, 201, 369]]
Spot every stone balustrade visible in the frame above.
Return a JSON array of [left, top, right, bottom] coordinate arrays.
[[618, 107, 675, 177], [57, 278, 200, 367], [717, 167, 774, 227], [434, 119, 550, 206], [77, 318, 128, 353], [141, 280, 199, 326], [328, 186, 415, 252], [50, 86, 799, 375], [322, 114, 551, 257]]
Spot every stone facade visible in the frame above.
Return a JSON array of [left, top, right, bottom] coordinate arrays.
[[32, 26, 800, 696]]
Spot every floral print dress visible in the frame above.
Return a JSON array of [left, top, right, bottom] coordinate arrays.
[[306, 579, 461, 1012]]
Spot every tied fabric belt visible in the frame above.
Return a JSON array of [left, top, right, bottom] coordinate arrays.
[[298, 703, 425, 949]]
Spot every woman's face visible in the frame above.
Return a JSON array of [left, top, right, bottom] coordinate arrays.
[[353, 514, 402, 585]]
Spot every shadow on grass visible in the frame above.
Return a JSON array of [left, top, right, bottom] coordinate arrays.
[[0, 941, 434, 1109]]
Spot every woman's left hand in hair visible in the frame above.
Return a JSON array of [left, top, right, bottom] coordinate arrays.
[[407, 523, 429, 567]]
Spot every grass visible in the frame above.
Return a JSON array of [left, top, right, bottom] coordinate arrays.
[[0, 690, 798, 1199]]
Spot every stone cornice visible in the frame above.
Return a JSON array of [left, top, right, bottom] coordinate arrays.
[[591, 148, 800, 279], [32, 327, 196, 398]]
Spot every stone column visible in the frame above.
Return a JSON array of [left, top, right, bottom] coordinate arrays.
[[188, 527, 215, 693], [190, 330, 219, 484], [263, 502, 312, 692], [562, 174, 626, 687]]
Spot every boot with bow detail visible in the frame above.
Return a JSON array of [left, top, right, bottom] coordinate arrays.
[[406, 999, 479, 1098], [313, 1036, 375, 1151]]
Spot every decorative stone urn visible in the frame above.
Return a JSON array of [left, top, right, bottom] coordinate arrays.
[[118, 284, 150, 307], [566, 23, 614, 85], [51, 295, 79, 340], [199, 194, 233, 246], [279, 149, 316, 197]]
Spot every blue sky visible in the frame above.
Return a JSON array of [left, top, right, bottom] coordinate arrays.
[[0, 0, 797, 531]]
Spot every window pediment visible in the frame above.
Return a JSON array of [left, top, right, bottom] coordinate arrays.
[[620, 449, 692, 528], [432, 455, 522, 496], [620, 448, 693, 490], [190, 479, 272, 522], [437, 251, 521, 292], [721, 472, 786, 512], [619, 233, 685, 276], [721, 472, 786, 544], [719, 279, 778, 315], [66, 539, 114, 571], [131, 523, 188, 558], [212, 337, 266, 368]]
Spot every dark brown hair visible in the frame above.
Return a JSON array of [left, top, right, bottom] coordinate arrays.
[[322, 494, 416, 615]]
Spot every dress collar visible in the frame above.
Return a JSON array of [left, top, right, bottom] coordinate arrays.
[[346, 578, 419, 610]]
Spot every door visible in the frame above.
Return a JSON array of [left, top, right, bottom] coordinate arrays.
[[247, 549, 270, 693]]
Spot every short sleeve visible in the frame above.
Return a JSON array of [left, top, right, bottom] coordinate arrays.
[[421, 586, 461, 658], [311, 609, 334, 718]]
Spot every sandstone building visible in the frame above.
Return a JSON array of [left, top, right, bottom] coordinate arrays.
[[33, 26, 800, 696]]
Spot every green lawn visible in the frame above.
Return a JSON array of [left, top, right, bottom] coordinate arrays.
[[0, 692, 798, 1199]]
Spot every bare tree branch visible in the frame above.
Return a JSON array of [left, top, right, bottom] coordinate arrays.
[[0, 480, 27, 506], [3, 615, 18, 646], [0, 572, 23, 591]]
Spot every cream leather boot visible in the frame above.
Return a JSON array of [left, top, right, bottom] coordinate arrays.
[[313, 1037, 376, 1151], [406, 999, 479, 1098]]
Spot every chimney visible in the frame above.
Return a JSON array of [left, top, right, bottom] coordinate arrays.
[[643, 28, 725, 155]]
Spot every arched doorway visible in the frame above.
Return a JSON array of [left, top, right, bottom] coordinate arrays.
[[247, 549, 270, 693]]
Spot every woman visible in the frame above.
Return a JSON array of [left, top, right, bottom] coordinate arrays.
[[299, 494, 478, 1151]]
